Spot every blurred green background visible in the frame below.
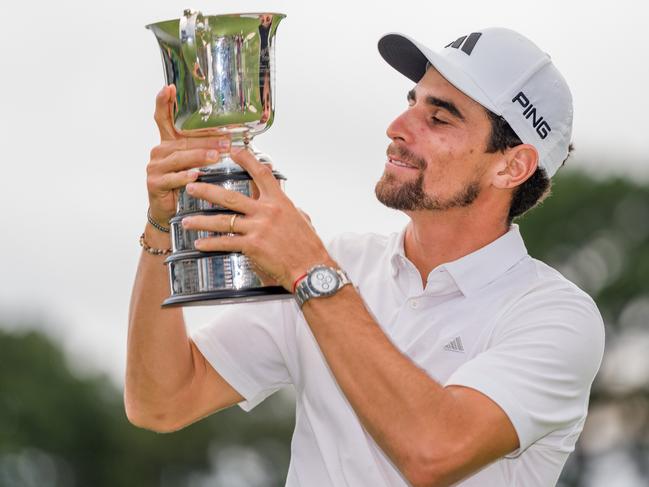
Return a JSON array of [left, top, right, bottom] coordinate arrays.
[[1, 169, 648, 486]]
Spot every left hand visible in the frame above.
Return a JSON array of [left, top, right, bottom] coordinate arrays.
[[181, 148, 333, 290]]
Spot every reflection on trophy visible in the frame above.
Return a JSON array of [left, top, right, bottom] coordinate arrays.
[[147, 10, 288, 307]]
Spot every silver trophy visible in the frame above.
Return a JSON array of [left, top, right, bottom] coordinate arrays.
[[147, 10, 289, 306]]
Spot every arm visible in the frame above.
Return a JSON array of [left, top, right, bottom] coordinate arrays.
[[124, 86, 243, 432], [183, 151, 519, 486], [300, 287, 518, 487]]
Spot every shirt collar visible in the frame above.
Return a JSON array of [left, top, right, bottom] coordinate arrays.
[[442, 224, 528, 297], [389, 224, 528, 297], [388, 226, 409, 277]]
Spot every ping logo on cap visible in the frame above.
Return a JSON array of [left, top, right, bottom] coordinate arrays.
[[444, 32, 482, 56], [512, 92, 552, 140]]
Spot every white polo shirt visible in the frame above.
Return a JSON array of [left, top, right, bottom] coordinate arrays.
[[192, 224, 605, 486]]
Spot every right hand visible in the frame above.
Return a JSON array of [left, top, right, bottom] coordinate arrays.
[[146, 85, 230, 225]]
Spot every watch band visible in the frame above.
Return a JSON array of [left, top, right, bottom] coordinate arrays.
[[294, 265, 351, 308]]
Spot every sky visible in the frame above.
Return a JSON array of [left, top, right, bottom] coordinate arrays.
[[0, 0, 647, 384]]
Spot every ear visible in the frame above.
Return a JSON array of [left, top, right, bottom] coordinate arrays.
[[491, 144, 539, 190]]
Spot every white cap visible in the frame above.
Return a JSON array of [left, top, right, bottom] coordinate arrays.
[[378, 28, 573, 177]]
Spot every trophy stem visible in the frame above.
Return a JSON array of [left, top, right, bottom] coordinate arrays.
[[198, 137, 273, 173], [246, 140, 273, 165], [199, 138, 247, 174]]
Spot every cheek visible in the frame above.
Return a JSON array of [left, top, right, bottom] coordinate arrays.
[[421, 139, 482, 194], [425, 137, 458, 178]]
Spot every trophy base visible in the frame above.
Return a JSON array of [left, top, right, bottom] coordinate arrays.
[[162, 286, 292, 307], [163, 150, 288, 309]]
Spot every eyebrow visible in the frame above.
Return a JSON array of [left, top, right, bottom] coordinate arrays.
[[407, 89, 465, 121]]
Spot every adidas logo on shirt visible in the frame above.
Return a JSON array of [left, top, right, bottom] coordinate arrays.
[[443, 336, 465, 353]]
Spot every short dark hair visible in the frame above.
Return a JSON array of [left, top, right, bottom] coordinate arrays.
[[484, 110, 572, 225]]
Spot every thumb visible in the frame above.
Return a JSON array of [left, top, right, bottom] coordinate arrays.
[[153, 85, 178, 141]]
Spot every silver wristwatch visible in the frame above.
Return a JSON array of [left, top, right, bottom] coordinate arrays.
[[294, 265, 351, 308]]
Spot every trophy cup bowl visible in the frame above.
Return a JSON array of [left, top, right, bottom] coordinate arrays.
[[147, 10, 290, 307]]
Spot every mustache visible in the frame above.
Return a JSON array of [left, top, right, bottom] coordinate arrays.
[[386, 144, 427, 170]]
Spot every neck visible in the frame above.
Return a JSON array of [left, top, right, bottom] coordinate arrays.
[[403, 205, 510, 285]]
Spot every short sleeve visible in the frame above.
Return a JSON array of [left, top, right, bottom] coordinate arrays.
[[444, 287, 605, 454], [191, 299, 297, 412]]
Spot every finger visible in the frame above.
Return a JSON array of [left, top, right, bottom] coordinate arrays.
[[185, 182, 256, 214], [155, 169, 202, 191], [156, 148, 222, 174], [231, 147, 282, 195], [158, 137, 231, 156], [182, 213, 251, 234], [194, 234, 245, 253], [154, 85, 177, 141]]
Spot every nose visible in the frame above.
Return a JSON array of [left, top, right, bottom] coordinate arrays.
[[386, 109, 413, 143]]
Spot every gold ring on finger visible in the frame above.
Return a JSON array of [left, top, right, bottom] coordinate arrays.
[[229, 214, 239, 234]]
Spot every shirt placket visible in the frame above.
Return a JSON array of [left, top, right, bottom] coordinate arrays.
[[386, 257, 427, 345]]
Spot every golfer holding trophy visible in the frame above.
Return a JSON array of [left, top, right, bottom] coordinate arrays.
[[127, 9, 604, 487]]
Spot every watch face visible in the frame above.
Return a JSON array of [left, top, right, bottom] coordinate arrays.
[[308, 267, 340, 294]]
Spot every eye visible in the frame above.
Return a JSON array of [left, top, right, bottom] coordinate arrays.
[[431, 116, 448, 125]]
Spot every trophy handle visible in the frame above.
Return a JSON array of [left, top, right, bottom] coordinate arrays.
[[180, 9, 213, 120]]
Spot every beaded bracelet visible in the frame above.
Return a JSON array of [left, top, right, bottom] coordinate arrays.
[[139, 233, 172, 256], [147, 208, 171, 233]]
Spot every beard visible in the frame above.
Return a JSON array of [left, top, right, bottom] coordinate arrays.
[[375, 146, 481, 211]]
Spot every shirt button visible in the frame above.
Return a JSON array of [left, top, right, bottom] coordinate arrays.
[[409, 299, 419, 309]]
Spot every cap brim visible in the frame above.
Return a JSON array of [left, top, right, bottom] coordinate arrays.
[[378, 33, 430, 83], [378, 33, 499, 114]]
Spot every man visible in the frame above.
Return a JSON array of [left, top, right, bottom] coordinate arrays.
[[126, 27, 604, 486]]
